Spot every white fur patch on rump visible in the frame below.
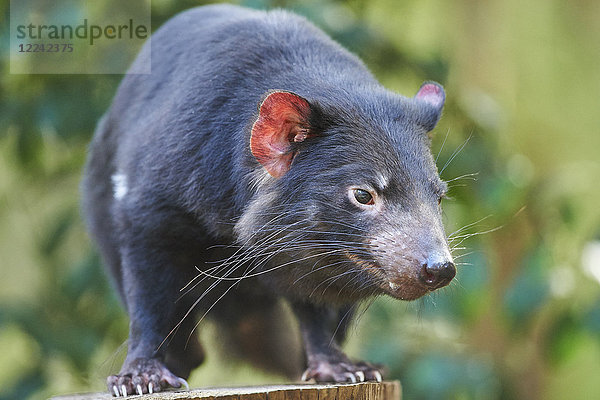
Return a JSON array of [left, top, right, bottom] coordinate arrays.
[[111, 173, 128, 200]]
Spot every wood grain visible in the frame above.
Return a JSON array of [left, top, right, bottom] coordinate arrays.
[[50, 381, 401, 400]]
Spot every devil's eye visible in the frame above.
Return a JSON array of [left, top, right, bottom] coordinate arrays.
[[353, 189, 374, 205]]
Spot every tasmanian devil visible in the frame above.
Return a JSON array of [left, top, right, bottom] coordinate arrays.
[[82, 4, 456, 397]]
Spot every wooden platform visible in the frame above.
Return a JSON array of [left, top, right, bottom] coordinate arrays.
[[51, 381, 401, 400]]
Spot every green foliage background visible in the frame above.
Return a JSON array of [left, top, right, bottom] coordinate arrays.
[[1, 0, 599, 399]]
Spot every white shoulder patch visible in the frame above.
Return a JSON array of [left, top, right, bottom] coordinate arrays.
[[111, 173, 128, 200]]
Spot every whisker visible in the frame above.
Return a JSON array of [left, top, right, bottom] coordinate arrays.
[[197, 248, 349, 282], [448, 215, 492, 239], [445, 172, 479, 183], [449, 225, 503, 246], [452, 251, 476, 260], [439, 131, 472, 176], [435, 127, 451, 164]]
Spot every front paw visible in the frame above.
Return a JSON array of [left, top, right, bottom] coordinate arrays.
[[301, 360, 384, 383], [107, 358, 189, 397]]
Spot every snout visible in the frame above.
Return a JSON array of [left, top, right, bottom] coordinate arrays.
[[382, 257, 456, 300], [419, 260, 456, 290], [368, 225, 457, 299]]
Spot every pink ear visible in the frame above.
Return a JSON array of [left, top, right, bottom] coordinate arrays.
[[415, 82, 445, 108], [250, 91, 312, 178]]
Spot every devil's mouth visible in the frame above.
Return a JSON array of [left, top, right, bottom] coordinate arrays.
[[343, 250, 395, 290], [344, 250, 379, 269], [343, 250, 435, 300]]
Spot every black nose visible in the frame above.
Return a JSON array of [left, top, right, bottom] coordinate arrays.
[[419, 261, 456, 289]]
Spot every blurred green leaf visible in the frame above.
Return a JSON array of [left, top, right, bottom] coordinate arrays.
[[504, 247, 551, 329], [404, 353, 499, 400], [41, 208, 76, 257], [546, 315, 583, 366], [584, 301, 600, 334]]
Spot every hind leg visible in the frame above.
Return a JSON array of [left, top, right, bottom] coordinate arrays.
[[213, 284, 304, 379], [81, 127, 126, 301]]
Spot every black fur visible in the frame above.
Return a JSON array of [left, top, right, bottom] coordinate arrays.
[[82, 4, 454, 395]]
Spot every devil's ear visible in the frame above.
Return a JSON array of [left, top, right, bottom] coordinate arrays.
[[413, 82, 446, 131], [250, 91, 313, 178]]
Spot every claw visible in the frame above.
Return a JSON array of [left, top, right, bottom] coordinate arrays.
[[374, 370, 383, 382], [301, 370, 310, 382], [344, 372, 357, 383], [113, 386, 120, 397], [355, 371, 365, 382], [121, 385, 127, 397], [148, 382, 153, 394], [137, 385, 143, 396], [177, 377, 190, 390]]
